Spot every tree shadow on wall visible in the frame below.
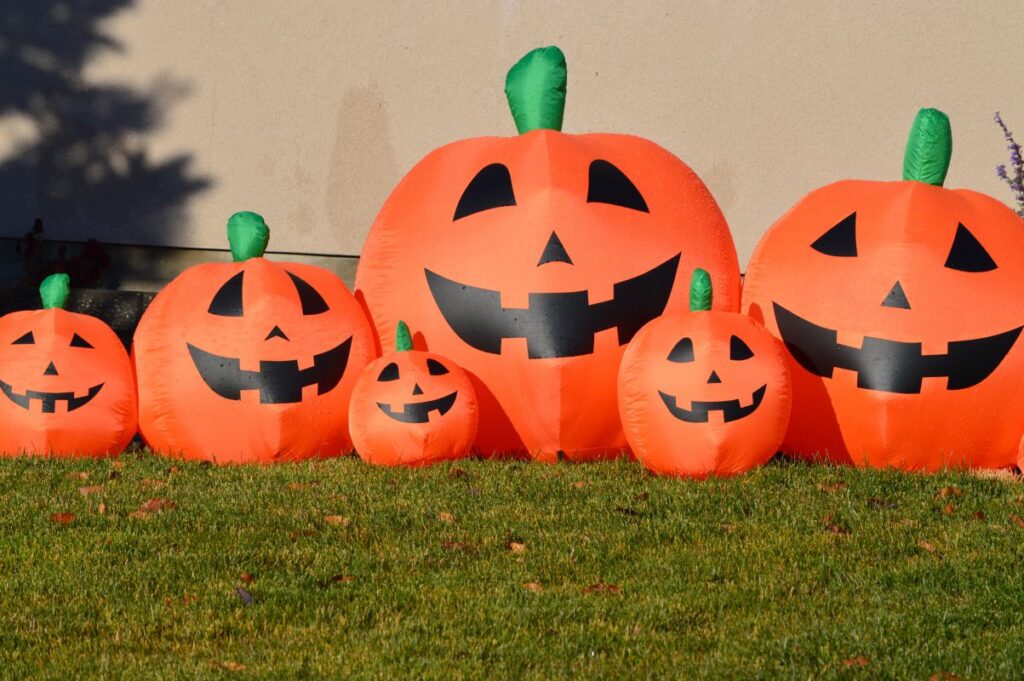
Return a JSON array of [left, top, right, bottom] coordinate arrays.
[[0, 0, 210, 287]]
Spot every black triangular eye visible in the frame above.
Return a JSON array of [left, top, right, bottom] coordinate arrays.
[[209, 271, 244, 316], [426, 358, 449, 375], [378, 362, 400, 382], [70, 333, 93, 348], [667, 337, 694, 363], [286, 272, 329, 315], [811, 212, 857, 257], [587, 160, 648, 212], [944, 223, 997, 272], [12, 331, 34, 345], [729, 335, 754, 360], [453, 164, 516, 221]]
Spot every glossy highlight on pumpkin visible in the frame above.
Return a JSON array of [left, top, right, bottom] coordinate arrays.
[[356, 46, 740, 461], [742, 109, 1024, 470], [133, 211, 375, 464], [0, 274, 137, 457]]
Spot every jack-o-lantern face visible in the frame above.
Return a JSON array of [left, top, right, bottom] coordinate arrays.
[[0, 274, 137, 457], [356, 47, 740, 461], [134, 212, 375, 464], [349, 322, 478, 466], [619, 270, 791, 477], [742, 109, 1024, 470]]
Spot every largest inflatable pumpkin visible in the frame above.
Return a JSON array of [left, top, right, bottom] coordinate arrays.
[[134, 211, 375, 464], [742, 109, 1024, 470], [356, 46, 740, 460]]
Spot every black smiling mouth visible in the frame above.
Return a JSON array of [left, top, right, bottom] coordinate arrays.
[[424, 254, 680, 359], [377, 391, 458, 424], [0, 381, 104, 413], [659, 384, 767, 423], [773, 303, 1022, 394], [187, 338, 352, 404]]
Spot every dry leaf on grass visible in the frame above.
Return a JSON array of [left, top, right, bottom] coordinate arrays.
[[918, 539, 937, 553], [942, 503, 955, 515], [66, 471, 89, 481], [441, 540, 473, 553], [506, 541, 526, 554], [822, 514, 850, 535], [323, 515, 351, 527], [522, 582, 542, 592], [582, 582, 621, 595], [817, 481, 847, 493], [139, 498, 176, 513], [234, 586, 254, 606], [570, 481, 587, 489], [972, 511, 987, 521], [448, 467, 467, 479], [214, 660, 247, 672], [285, 482, 309, 491], [289, 529, 316, 540], [78, 486, 103, 496], [1010, 514, 1024, 529], [438, 512, 455, 523], [930, 673, 961, 681], [936, 486, 962, 498], [240, 572, 254, 584], [49, 512, 74, 524], [843, 656, 869, 668], [97, 503, 106, 515]]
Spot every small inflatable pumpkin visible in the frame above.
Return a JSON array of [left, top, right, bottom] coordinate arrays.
[[618, 270, 790, 477], [133, 211, 375, 464], [356, 46, 740, 461], [350, 321, 477, 466], [743, 109, 1024, 469], [0, 274, 137, 457]]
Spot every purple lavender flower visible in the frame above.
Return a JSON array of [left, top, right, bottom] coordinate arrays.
[[994, 112, 1024, 218]]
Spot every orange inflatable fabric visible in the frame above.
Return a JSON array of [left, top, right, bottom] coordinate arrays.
[[133, 211, 375, 464], [350, 321, 478, 466], [0, 274, 137, 457], [356, 46, 740, 462], [619, 269, 790, 477], [742, 109, 1024, 470]]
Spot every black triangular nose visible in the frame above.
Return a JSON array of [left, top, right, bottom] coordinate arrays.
[[44, 362, 58, 376], [265, 325, 289, 341], [412, 383, 423, 395], [537, 231, 573, 266], [881, 281, 911, 309], [707, 371, 721, 384]]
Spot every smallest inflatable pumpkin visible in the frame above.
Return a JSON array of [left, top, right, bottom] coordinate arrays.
[[0, 274, 137, 457], [350, 321, 478, 466], [618, 270, 791, 477]]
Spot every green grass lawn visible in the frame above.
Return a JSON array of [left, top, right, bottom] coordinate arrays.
[[1, 452, 1022, 679]]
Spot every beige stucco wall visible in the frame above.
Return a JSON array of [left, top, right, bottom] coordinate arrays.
[[2, 0, 1021, 267]]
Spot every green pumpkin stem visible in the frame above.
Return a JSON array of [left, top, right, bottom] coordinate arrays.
[[689, 269, 712, 312], [395, 321, 413, 352], [902, 108, 952, 186], [227, 211, 270, 262], [504, 46, 567, 134], [39, 273, 70, 310]]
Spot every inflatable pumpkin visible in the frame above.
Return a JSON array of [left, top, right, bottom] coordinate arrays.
[[619, 270, 790, 477], [134, 211, 375, 464], [350, 321, 477, 466], [356, 46, 740, 461], [743, 109, 1024, 470], [0, 274, 137, 457]]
